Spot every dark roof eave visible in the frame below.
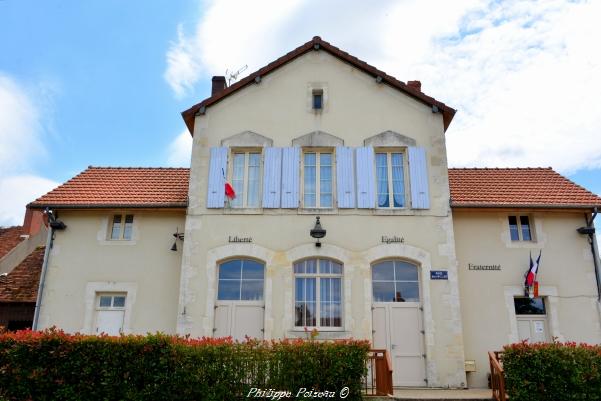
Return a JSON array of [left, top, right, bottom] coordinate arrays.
[[27, 203, 188, 210], [182, 36, 456, 135]]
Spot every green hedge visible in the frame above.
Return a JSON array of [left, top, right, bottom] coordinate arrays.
[[503, 341, 601, 401], [0, 329, 369, 401]]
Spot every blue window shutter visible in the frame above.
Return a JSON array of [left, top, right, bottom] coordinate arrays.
[[207, 147, 228, 208], [356, 147, 375, 208], [336, 146, 355, 208], [408, 146, 430, 209], [281, 147, 300, 208], [262, 147, 282, 208]]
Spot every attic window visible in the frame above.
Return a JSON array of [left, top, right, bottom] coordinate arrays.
[[312, 89, 323, 110]]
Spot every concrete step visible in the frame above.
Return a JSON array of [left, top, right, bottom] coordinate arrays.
[[365, 388, 493, 401]]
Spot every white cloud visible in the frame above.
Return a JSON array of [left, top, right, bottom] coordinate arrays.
[[166, 0, 601, 174], [0, 73, 58, 227], [166, 129, 193, 167], [0, 175, 59, 227]]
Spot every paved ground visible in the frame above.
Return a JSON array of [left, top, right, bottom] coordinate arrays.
[[389, 388, 493, 400]]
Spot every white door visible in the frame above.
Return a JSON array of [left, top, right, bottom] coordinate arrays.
[[95, 310, 124, 335], [517, 317, 550, 343], [215, 259, 265, 341], [372, 260, 426, 387], [214, 302, 264, 341], [373, 303, 426, 386]]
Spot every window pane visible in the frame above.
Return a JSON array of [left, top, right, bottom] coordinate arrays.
[[376, 153, 389, 207], [295, 302, 305, 326], [219, 260, 242, 280], [306, 302, 316, 326], [231, 154, 245, 208], [304, 153, 316, 207], [99, 296, 112, 307], [123, 215, 133, 240], [373, 281, 396, 302], [320, 153, 332, 207], [247, 153, 261, 207], [111, 215, 122, 240], [391, 153, 404, 207], [331, 262, 342, 275], [394, 281, 419, 302], [306, 278, 316, 302], [394, 261, 418, 281], [320, 303, 341, 327], [320, 277, 331, 303], [295, 278, 305, 301], [242, 260, 264, 279], [217, 280, 240, 300], [508, 216, 519, 241], [514, 297, 546, 315], [113, 296, 126, 308], [306, 259, 317, 274], [372, 261, 394, 281], [241, 280, 263, 301], [313, 93, 322, 109], [520, 216, 531, 241], [319, 259, 330, 274], [329, 278, 342, 303], [294, 262, 305, 274]]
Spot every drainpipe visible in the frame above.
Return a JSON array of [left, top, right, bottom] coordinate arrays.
[[32, 209, 66, 330], [582, 208, 600, 301], [32, 225, 53, 330]]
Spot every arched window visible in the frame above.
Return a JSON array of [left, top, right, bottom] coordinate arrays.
[[372, 260, 419, 302], [217, 259, 264, 301], [294, 258, 342, 328]]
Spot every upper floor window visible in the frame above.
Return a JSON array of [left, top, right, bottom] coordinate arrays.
[[294, 258, 342, 329], [110, 214, 133, 240], [230, 151, 261, 208], [508, 215, 532, 241], [303, 151, 333, 208], [376, 151, 405, 208], [217, 259, 264, 301], [312, 89, 323, 110]]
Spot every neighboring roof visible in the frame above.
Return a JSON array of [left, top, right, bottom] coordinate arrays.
[[0, 246, 44, 303], [182, 36, 456, 135], [449, 168, 601, 208], [0, 226, 25, 260], [28, 167, 189, 209]]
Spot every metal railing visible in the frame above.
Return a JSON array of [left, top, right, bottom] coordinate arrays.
[[489, 351, 507, 401], [363, 349, 393, 396]]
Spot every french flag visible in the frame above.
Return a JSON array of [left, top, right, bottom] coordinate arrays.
[[525, 251, 542, 288]]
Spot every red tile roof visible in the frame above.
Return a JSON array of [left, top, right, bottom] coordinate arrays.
[[449, 168, 601, 208], [0, 226, 25, 260], [27, 166, 600, 210], [0, 246, 44, 303], [28, 167, 189, 209], [182, 36, 456, 135]]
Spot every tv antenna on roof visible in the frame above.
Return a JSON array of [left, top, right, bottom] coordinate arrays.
[[226, 65, 248, 86]]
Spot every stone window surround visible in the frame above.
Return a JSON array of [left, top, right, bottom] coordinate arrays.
[[97, 214, 139, 246], [82, 281, 137, 335]]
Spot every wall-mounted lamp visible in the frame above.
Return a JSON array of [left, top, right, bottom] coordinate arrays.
[[309, 216, 326, 247], [171, 228, 185, 251]]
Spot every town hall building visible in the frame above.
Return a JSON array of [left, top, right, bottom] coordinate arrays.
[[21, 37, 601, 388]]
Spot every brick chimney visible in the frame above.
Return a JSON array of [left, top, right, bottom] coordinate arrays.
[[211, 76, 227, 96], [407, 80, 421, 92]]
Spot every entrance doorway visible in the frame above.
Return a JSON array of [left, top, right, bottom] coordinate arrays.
[[514, 297, 550, 342], [95, 293, 126, 335], [214, 259, 265, 341], [372, 260, 426, 387]]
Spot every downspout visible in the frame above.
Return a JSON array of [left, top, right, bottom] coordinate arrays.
[[32, 225, 53, 330], [585, 208, 600, 301]]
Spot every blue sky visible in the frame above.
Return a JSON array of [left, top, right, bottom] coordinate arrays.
[[0, 0, 600, 227]]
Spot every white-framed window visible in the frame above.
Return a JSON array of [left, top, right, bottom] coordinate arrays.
[[110, 214, 134, 240], [95, 293, 127, 335], [294, 258, 342, 329], [375, 151, 406, 208], [372, 260, 419, 302], [217, 259, 264, 301], [230, 151, 262, 208], [302, 150, 333, 208], [508, 215, 533, 241]]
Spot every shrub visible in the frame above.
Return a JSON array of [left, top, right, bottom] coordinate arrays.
[[0, 329, 369, 401], [502, 341, 601, 401]]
